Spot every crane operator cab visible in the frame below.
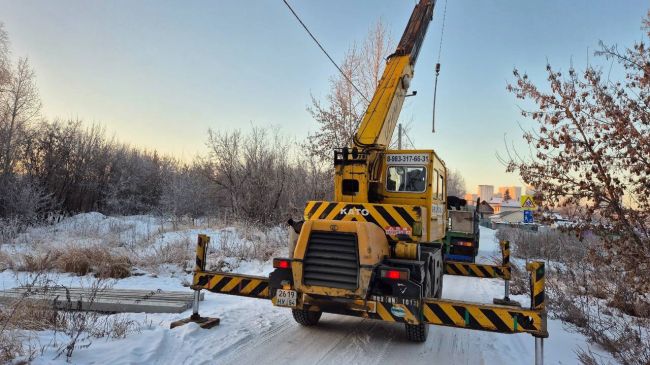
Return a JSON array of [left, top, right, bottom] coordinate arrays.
[[380, 150, 448, 243]]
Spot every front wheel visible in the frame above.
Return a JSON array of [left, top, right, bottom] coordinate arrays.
[[292, 308, 322, 326]]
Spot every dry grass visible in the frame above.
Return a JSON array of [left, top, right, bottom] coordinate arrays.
[[11, 245, 132, 279], [54, 245, 132, 279], [0, 300, 59, 331], [0, 250, 15, 271], [0, 277, 144, 363], [0, 330, 36, 365]]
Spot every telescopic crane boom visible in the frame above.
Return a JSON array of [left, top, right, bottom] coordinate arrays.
[[354, 0, 433, 148], [335, 0, 435, 203]]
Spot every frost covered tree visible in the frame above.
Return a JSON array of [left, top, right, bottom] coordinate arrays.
[[446, 169, 466, 197], [306, 20, 393, 160], [0, 23, 51, 219], [160, 163, 215, 219]]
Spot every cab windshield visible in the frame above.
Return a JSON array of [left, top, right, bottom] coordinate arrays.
[[386, 166, 426, 193]]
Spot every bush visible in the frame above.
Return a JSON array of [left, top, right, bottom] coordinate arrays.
[[500, 226, 650, 365], [212, 221, 286, 263], [137, 236, 193, 271], [496, 226, 588, 263]]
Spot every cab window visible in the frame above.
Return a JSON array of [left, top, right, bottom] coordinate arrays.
[[386, 166, 427, 193], [433, 170, 439, 196]]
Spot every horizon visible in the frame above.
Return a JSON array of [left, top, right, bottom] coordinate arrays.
[[0, 0, 647, 190]]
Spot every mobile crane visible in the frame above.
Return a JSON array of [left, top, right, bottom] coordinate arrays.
[[173, 0, 548, 362]]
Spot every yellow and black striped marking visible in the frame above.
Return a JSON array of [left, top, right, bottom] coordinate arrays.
[[500, 240, 510, 266], [194, 234, 209, 272], [367, 302, 421, 325], [527, 261, 545, 310], [422, 298, 547, 337], [444, 261, 511, 280], [193, 272, 270, 299], [304, 201, 421, 240]]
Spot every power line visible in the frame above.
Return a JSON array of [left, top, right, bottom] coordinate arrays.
[[281, 0, 370, 103], [437, 0, 448, 64]]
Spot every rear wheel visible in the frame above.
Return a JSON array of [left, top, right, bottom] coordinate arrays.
[[405, 322, 429, 342], [292, 308, 322, 326], [406, 266, 430, 342]]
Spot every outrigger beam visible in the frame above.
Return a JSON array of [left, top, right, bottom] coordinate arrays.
[[174, 236, 547, 340]]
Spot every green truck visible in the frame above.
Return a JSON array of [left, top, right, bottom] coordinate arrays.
[[443, 198, 480, 262]]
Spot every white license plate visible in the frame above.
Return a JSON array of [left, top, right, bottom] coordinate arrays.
[[275, 289, 297, 307]]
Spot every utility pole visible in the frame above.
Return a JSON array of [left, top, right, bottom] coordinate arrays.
[[398, 123, 403, 150]]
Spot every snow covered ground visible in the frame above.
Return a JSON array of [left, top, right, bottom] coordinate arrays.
[[0, 215, 612, 364]]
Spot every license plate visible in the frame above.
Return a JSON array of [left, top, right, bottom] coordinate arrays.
[[275, 289, 297, 307]]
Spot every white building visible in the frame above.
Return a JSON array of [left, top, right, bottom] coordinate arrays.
[[477, 185, 494, 203]]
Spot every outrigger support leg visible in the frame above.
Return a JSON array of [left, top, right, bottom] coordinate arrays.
[[170, 235, 220, 329], [535, 336, 544, 365], [529, 261, 547, 365], [493, 240, 521, 306]]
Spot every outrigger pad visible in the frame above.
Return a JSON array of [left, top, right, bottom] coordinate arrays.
[[170, 316, 220, 329], [492, 297, 521, 307]]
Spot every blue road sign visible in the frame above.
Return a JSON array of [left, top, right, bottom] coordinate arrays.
[[523, 210, 533, 223]]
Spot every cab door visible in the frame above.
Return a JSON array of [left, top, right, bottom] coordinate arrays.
[[380, 150, 433, 240]]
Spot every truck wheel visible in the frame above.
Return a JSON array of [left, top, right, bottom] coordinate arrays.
[[405, 322, 428, 342], [292, 308, 322, 326]]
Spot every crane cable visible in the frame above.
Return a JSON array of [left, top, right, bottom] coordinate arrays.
[[281, 0, 370, 103], [432, 0, 448, 133]]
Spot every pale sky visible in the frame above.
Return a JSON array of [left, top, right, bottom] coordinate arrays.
[[0, 0, 647, 192]]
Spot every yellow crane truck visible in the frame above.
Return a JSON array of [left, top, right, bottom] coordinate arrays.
[[173, 0, 548, 362]]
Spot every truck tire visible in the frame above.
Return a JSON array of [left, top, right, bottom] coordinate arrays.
[[292, 308, 322, 326], [405, 322, 428, 342], [406, 265, 430, 342]]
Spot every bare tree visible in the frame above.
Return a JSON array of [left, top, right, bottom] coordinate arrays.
[[205, 126, 331, 223], [0, 57, 41, 177], [0, 23, 10, 88], [206, 127, 292, 223], [446, 169, 466, 197], [306, 20, 393, 160]]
